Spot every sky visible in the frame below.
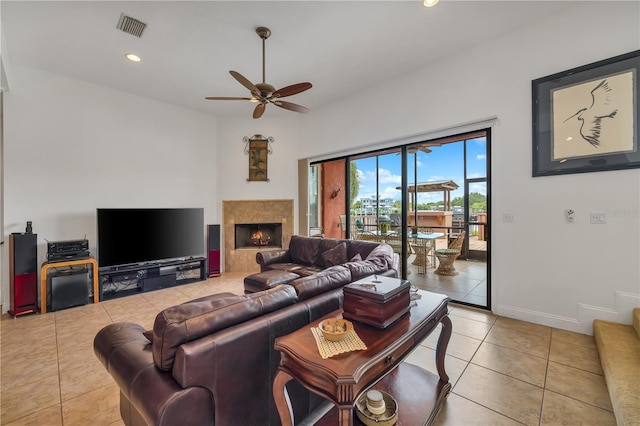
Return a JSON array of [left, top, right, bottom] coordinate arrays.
[[353, 137, 487, 205]]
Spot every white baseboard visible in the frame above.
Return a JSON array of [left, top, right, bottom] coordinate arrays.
[[497, 291, 640, 336], [578, 291, 640, 330]]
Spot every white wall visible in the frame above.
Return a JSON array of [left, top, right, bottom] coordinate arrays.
[[215, 114, 303, 215], [295, 1, 639, 334], [2, 2, 638, 334], [2, 64, 217, 312]]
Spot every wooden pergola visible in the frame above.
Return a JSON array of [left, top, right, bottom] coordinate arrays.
[[396, 180, 459, 212]]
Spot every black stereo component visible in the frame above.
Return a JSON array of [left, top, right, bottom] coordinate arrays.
[[48, 239, 89, 254], [47, 239, 90, 262], [49, 269, 90, 312]]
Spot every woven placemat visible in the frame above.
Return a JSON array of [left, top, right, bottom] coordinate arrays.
[[311, 327, 367, 359]]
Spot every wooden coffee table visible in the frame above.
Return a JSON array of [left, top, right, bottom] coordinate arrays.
[[273, 289, 452, 426]]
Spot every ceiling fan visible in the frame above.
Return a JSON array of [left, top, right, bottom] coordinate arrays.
[[205, 27, 312, 119]]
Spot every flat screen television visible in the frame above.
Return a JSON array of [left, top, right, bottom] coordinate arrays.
[[97, 208, 205, 269]]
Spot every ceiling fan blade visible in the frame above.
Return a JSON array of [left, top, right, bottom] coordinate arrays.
[[205, 97, 253, 101], [253, 103, 266, 119], [271, 100, 310, 114], [229, 71, 260, 97], [272, 82, 312, 98]]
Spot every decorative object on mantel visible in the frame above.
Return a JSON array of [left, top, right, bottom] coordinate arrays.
[[243, 134, 274, 182], [532, 50, 639, 177], [205, 26, 312, 119]]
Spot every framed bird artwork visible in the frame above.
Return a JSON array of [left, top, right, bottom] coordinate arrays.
[[532, 50, 639, 177]]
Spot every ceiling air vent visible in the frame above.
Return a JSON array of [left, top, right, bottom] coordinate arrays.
[[116, 13, 147, 38]]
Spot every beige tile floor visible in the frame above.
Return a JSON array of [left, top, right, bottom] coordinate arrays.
[[0, 272, 614, 426]]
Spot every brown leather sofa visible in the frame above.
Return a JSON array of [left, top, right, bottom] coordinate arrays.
[[94, 236, 398, 426], [256, 235, 399, 280]]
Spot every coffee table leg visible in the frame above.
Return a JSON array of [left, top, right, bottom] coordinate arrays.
[[273, 370, 295, 426], [338, 405, 354, 426], [435, 315, 452, 383]]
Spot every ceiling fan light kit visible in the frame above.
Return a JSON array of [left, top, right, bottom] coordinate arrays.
[[205, 26, 312, 119]]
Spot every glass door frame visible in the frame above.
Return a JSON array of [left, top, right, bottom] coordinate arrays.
[[309, 129, 491, 310]]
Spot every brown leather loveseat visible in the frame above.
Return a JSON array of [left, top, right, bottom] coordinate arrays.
[[94, 236, 398, 426]]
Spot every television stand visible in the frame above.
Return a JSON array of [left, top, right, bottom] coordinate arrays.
[[99, 257, 206, 301]]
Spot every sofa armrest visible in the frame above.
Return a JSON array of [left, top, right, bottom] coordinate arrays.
[[256, 250, 290, 271], [94, 322, 214, 426], [390, 253, 400, 277]]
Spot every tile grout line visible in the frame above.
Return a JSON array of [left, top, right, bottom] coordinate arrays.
[[537, 325, 553, 426], [448, 314, 531, 425], [55, 311, 65, 426]]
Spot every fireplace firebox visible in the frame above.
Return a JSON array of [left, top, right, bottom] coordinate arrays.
[[234, 223, 283, 249]]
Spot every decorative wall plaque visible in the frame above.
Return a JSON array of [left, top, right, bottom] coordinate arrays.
[[243, 134, 274, 182]]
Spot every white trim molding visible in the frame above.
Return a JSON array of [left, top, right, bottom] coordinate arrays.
[[497, 291, 640, 335], [309, 116, 498, 163]]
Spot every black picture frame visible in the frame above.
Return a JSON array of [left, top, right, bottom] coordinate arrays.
[[532, 50, 640, 177]]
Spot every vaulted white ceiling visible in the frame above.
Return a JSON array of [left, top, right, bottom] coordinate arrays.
[[2, 1, 577, 117]]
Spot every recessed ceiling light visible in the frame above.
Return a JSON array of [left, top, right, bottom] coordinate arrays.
[[423, 0, 439, 7], [125, 53, 141, 62]]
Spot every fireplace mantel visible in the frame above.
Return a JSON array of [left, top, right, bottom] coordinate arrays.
[[223, 199, 294, 272]]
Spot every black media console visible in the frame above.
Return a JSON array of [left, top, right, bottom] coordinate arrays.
[[99, 257, 206, 300]]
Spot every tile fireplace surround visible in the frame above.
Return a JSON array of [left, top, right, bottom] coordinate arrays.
[[223, 199, 294, 272]]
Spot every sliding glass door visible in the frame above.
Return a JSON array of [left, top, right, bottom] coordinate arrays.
[[309, 130, 490, 309]]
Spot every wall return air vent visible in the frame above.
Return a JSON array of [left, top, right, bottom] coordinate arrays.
[[116, 13, 147, 38]]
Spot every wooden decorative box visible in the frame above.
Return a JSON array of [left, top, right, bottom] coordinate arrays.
[[342, 276, 411, 329]]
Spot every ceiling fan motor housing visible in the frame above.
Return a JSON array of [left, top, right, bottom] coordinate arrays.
[[256, 27, 271, 39]]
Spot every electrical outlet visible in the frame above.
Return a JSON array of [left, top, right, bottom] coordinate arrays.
[[590, 212, 607, 224], [503, 213, 514, 223], [566, 209, 575, 223]]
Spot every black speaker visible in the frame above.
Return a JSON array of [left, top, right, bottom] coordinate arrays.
[[9, 233, 38, 316], [50, 270, 90, 312], [207, 224, 221, 277], [142, 274, 176, 292]]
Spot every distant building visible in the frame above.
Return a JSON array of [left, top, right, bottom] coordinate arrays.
[[357, 196, 396, 214]]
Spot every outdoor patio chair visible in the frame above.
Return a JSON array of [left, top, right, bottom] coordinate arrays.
[[434, 231, 466, 276], [383, 233, 406, 275], [409, 237, 432, 274], [357, 232, 382, 242]]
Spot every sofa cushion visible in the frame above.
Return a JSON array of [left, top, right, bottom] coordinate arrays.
[[266, 262, 306, 273], [294, 265, 325, 276], [318, 238, 344, 256], [266, 263, 323, 276], [350, 253, 362, 262], [344, 260, 390, 281], [152, 286, 298, 371], [288, 235, 321, 266], [244, 270, 301, 293], [289, 265, 352, 301], [346, 239, 384, 261], [321, 242, 349, 268]]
